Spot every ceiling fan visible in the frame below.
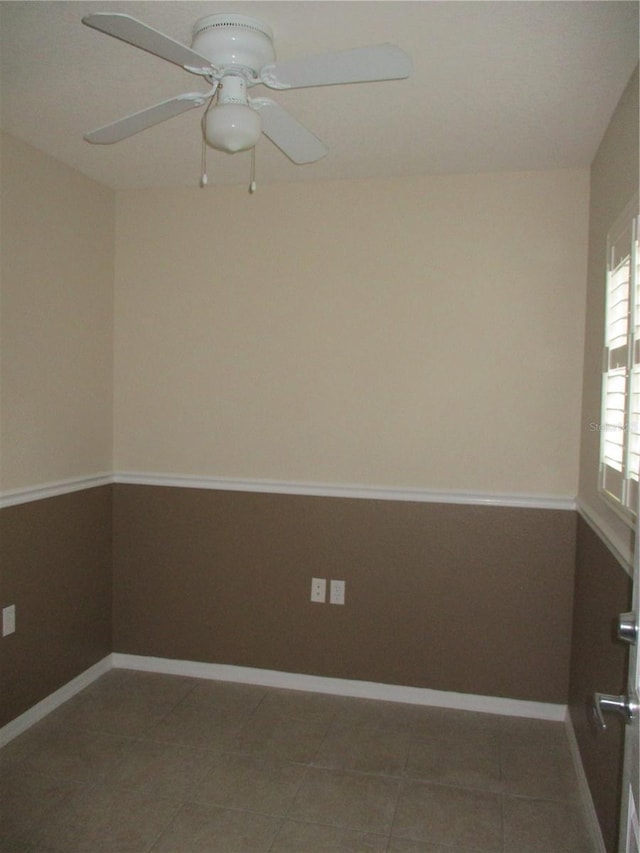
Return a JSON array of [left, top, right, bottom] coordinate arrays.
[[82, 12, 412, 171]]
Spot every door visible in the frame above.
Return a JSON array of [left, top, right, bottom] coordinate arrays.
[[618, 537, 639, 853], [594, 523, 640, 852]]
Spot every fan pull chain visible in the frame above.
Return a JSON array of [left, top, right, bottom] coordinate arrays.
[[199, 86, 218, 189], [249, 146, 257, 194], [200, 134, 208, 187]]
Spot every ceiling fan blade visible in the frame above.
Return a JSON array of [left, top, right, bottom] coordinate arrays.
[[261, 43, 411, 89], [82, 14, 214, 73], [85, 93, 208, 144], [251, 99, 328, 164]]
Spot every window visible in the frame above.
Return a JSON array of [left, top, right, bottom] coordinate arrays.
[[599, 197, 640, 522]]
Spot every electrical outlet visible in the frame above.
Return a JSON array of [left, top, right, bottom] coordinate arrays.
[[2, 604, 16, 637], [310, 577, 326, 603], [330, 580, 345, 605]]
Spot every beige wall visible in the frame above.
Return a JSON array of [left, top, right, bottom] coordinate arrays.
[[0, 136, 589, 498], [0, 133, 115, 492], [114, 169, 589, 495], [578, 67, 639, 564]]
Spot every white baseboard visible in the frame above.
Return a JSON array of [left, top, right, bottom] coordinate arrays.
[[565, 711, 607, 853], [112, 653, 567, 721], [0, 652, 567, 749], [0, 655, 113, 747]]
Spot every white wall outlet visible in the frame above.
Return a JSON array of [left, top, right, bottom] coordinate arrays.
[[310, 577, 326, 603], [2, 604, 16, 637], [330, 580, 346, 605]]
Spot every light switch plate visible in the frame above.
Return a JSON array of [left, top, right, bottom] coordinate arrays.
[[2, 604, 16, 637], [311, 578, 326, 603], [330, 580, 345, 605]]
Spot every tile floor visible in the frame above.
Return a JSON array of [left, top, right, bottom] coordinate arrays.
[[0, 669, 596, 852]]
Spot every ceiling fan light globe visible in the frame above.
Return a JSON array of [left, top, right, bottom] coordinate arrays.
[[205, 104, 262, 153]]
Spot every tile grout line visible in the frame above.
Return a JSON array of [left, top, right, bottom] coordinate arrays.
[[385, 719, 415, 848], [144, 799, 189, 853], [386, 767, 406, 850], [498, 716, 507, 853], [262, 700, 339, 850]]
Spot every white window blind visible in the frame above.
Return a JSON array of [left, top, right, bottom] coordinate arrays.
[[600, 198, 640, 522]]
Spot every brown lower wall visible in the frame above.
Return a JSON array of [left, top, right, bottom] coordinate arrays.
[[112, 484, 577, 704], [1, 482, 633, 846], [0, 483, 580, 731], [0, 486, 113, 727], [569, 514, 632, 853]]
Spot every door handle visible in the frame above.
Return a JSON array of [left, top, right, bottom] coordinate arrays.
[[592, 692, 638, 730], [617, 611, 638, 645]]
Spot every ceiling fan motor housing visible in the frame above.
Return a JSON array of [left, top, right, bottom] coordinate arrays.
[[191, 15, 275, 76]]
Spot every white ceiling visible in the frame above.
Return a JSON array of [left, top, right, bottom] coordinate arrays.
[[1, 0, 638, 190]]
